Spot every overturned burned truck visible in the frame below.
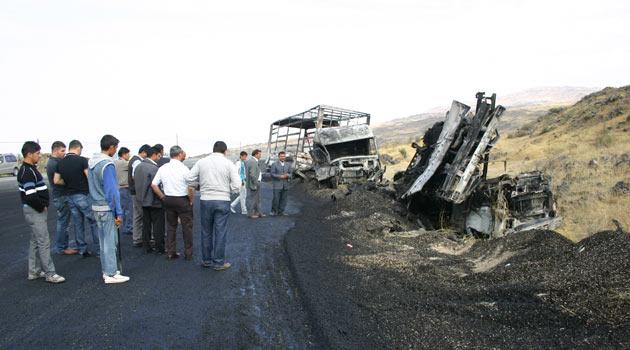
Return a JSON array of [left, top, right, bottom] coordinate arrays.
[[394, 93, 561, 238], [267, 105, 383, 187]]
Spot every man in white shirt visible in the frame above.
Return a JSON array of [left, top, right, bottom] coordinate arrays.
[[151, 146, 194, 260], [186, 141, 240, 271], [230, 151, 248, 215]]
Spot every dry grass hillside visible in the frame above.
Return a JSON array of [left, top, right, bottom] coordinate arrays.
[[380, 86, 630, 241], [489, 86, 630, 241]]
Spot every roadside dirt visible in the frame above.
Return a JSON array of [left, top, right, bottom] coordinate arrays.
[[285, 181, 630, 349]]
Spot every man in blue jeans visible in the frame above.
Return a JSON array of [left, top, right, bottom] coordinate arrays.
[[186, 141, 240, 271], [88, 134, 130, 284], [54, 140, 99, 257], [45, 141, 77, 255]]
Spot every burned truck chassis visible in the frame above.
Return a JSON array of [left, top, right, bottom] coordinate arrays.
[[394, 93, 561, 238], [267, 105, 383, 188]]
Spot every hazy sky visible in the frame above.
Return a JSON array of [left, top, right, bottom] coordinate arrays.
[[1, 0, 628, 156]]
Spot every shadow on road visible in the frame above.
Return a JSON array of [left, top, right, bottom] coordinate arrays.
[[0, 181, 319, 348]]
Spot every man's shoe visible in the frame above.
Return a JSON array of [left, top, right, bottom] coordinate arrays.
[[270, 212, 277, 216], [46, 274, 66, 284], [213, 262, 232, 271], [241, 211, 248, 215], [155, 248, 166, 255], [201, 261, 212, 268], [166, 253, 180, 260], [133, 241, 143, 247], [258, 213, 267, 218], [27, 271, 46, 280], [63, 248, 78, 255], [145, 248, 155, 254], [103, 274, 130, 284], [80, 251, 92, 258]]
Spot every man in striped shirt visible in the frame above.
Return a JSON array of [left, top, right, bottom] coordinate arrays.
[[18, 141, 65, 284]]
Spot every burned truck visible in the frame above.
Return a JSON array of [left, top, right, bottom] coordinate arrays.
[[394, 93, 561, 238], [266, 105, 383, 187]]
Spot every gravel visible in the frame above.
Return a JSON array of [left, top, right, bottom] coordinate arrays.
[[286, 182, 630, 349]]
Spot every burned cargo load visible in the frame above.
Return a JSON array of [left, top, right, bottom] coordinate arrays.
[[394, 93, 561, 237], [266, 105, 383, 187]]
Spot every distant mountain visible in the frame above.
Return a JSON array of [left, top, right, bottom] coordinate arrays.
[[500, 86, 598, 108], [373, 86, 598, 146], [373, 113, 444, 146], [191, 87, 600, 156]]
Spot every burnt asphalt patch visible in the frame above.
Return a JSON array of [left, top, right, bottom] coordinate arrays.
[[0, 180, 319, 349], [285, 182, 630, 349]]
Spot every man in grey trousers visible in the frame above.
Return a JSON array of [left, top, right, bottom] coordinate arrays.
[[245, 149, 264, 219], [270, 151, 292, 216], [128, 144, 150, 247], [18, 141, 65, 284], [135, 147, 165, 253]]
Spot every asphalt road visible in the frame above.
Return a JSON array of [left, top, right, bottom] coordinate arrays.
[[0, 177, 319, 349]]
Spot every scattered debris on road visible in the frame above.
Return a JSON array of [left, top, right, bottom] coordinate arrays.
[[286, 181, 630, 349]]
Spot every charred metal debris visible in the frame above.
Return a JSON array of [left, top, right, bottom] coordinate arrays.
[[268, 94, 561, 238], [266, 105, 383, 188], [393, 92, 561, 238]]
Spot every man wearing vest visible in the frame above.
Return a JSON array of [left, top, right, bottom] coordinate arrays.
[[88, 134, 130, 284]]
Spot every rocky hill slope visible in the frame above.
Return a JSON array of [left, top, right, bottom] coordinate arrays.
[[489, 85, 630, 240]]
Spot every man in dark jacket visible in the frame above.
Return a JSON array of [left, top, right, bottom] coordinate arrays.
[[270, 151, 292, 216], [134, 147, 165, 253], [18, 141, 65, 283], [54, 139, 99, 258], [46, 141, 77, 255], [128, 144, 150, 247], [245, 149, 264, 219], [154, 144, 170, 167]]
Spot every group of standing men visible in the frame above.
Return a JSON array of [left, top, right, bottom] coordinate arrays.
[[18, 136, 128, 284], [18, 136, 293, 285], [231, 149, 292, 218]]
